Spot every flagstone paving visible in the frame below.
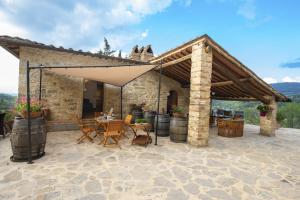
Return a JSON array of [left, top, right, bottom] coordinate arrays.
[[0, 125, 299, 200]]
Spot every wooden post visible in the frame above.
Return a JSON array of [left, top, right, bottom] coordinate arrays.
[[155, 61, 163, 145], [120, 86, 123, 119], [26, 61, 33, 164]]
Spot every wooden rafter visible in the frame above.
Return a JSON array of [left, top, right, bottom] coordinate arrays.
[[212, 96, 257, 101], [213, 61, 270, 104], [212, 78, 251, 87], [161, 54, 191, 68]]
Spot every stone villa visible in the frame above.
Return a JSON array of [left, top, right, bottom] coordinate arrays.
[[0, 34, 289, 147]]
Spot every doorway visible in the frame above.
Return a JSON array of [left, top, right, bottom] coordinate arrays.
[[167, 90, 178, 114], [82, 80, 104, 118]]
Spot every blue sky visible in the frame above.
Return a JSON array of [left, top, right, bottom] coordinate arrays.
[[0, 0, 300, 93]]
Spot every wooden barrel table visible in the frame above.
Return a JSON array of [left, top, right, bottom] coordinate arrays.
[[217, 119, 244, 137], [144, 111, 156, 131], [170, 117, 188, 143], [154, 114, 170, 137], [10, 117, 47, 162]]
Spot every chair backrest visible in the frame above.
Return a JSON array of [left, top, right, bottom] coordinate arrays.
[[107, 120, 123, 132], [76, 115, 95, 131], [124, 115, 133, 125], [94, 112, 102, 118]]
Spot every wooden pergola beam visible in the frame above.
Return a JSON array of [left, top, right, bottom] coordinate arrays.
[[212, 78, 251, 87], [182, 77, 251, 88], [212, 96, 257, 101], [161, 54, 191, 68]]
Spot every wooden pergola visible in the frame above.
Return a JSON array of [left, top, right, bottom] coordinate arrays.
[[150, 34, 289, 104]]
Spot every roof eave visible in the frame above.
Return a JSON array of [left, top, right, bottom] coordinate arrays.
[[0, 35, 148, 65], [150, 34, 290, 102]]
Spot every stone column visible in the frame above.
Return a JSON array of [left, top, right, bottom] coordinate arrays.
[[188, 41, 213, 147], [260, 96, 277, 136]]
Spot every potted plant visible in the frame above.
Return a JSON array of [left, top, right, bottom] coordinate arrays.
[[15, 96, 42, 119], [172, 106, 184, 118], [135, 118, 147, 124], [257, 104, 272, 117]]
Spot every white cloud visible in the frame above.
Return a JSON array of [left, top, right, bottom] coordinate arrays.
[[141, 29, 149, 39], [282, 76, 300, 83], [0, 47, 19, 94], [0, 0, 176, 50], [0, 0, 184, 93], [263, 77, 278, 84], [237, 0, 256, 20], [0, 11, 28, 37]]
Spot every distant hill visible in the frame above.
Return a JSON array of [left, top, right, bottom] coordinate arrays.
[[271, 82, 300, 96], [0, 93, 16, 111]]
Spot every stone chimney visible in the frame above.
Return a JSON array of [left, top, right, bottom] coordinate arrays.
[[129, 45, 140, 61], [140, 45, 154, 62]]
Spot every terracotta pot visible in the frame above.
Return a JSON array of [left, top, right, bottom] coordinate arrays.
[[20, 111, 42, 119], [260, 112, 267, 117]]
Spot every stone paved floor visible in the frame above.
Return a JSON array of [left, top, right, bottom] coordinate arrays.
[[0, 125, 300, 200]]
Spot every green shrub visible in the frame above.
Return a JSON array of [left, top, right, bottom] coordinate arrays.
[[135, 118, 147, 123], [173, 106, 184, 113]]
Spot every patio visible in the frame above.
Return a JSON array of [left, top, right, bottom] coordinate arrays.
[[0, 125, 299, 200]]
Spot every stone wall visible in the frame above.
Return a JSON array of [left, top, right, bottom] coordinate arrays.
[[122, 71, 189, 116], [18, 46, 130, 121]]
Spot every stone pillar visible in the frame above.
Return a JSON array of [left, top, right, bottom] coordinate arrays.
[[260, 96, 277, 136], [188, 41, 213, 147]]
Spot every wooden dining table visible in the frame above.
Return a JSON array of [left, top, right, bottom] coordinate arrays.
[[95, 118, 152, 146], [95, 118, 121, 144], [95, 118, 116, 131]]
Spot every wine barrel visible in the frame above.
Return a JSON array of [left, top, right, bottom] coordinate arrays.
[[144, 111, 156, 131], [131, 107, 143, 123], [170, 117, 188, 143], [10, 117, 47, 162], [154, 114, 170, 137]]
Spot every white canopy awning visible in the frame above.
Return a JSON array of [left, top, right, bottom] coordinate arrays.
[[45, 64, 156, 87]]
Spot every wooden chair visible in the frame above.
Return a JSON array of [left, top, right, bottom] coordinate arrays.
[[100, 120, 123, 148], [94, 112, 104, 138], [76, 116, 96, 144], [122, 115, 133, 139], [94, 112, 102, 118]]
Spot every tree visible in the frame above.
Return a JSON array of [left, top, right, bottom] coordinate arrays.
[[118, 50, 122, 58], [279, 102, 300, 128], [98, 37, 115, 56]]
